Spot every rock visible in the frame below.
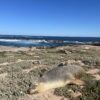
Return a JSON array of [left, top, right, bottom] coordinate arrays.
[[58, 62, 66, 67], [32, 60, 41, 64]]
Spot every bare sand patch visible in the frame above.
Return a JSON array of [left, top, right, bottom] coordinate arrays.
[[0, 46, 29, 52], [22, 64, 47, 73], [19, 90, 67, 100], [0, 62, 9, 66], [22, 68, 34, 73], [86, 68, 100, 75], [92, 74, 100, 80], [0, 73, 8, 79], [16, 59, 38, 63], [0, 59, 35, 67]]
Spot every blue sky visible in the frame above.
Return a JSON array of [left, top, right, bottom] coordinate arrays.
[[0, 0, 100, 36]]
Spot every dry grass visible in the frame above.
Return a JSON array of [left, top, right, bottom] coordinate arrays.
[[0, 45, 100, 100]]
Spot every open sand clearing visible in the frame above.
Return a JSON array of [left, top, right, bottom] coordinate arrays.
[[0, 45, 100, 100]]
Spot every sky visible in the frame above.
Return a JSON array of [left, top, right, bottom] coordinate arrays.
[[0, 0, 100, 37]]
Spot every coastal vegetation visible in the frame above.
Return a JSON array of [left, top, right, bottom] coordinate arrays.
[[0, 45, 100, 100]]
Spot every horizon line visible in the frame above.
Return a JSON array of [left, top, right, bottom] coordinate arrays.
[[0, 34, 100, 38]]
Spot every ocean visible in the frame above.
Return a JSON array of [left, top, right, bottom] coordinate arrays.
[[0, 35, 100, 47]]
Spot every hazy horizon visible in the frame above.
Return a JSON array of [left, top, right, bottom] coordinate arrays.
[[0, 34, 100, 38]]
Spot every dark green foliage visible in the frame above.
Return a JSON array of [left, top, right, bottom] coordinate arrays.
[[82, 80, 100, 100]]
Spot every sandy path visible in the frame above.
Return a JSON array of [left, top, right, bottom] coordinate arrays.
[[18, 90, 67, 100]]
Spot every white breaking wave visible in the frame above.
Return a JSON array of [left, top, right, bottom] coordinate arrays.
[[0, 39, 21, 42], [0, 39, 48, 43]]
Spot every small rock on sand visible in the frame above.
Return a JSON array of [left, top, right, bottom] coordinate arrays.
[[32, 60, 41, 64]]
